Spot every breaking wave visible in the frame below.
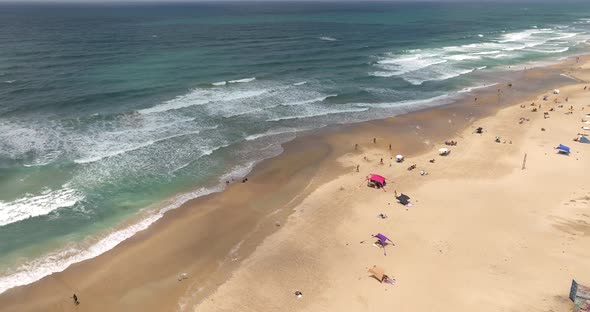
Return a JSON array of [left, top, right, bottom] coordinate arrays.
[[0, 187, 84, 227], [371, 26, 588, 83]]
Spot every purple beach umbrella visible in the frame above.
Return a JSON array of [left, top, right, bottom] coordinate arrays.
[[372, 233, 395, 256]]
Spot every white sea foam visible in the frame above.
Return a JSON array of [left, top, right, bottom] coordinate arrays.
[[371, 26, 583, 81], [139, 88, 267, 114], [212, 81, 226, 86], [3, 80, 15, 84], [473, 50, 501, 55], [228, 77, 256, 83], [354, 93, 455, 110], [74, 140, 158, 164], [499, 28, 540, 42], [73, 128, 211, 164], [459, 83, 499, 93], [560, 73, 579, 81], [293, 81, 307, 86], [492, 53, 510, 59], [0, 187, 84, 227], [319, 36, 337, 41], [528, 47, 570, 54], [281, 95, 336, 106], [403, 67, 477, 85], [445, 54, 481, 61], [375, 54, 447, 76], [245, 127, 312, 141], [266, 107, 369, 122], [0, 161, 259, 295]]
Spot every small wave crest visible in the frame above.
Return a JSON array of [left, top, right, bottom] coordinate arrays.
[[281, 95, 337, 106], [73, 128, 213, 164], [459, 83, 499, 93], [139, 88, 267, 114], [228, 77, 256, 83], [244, 127, 313, 141], [266, 107, 369, 122], [403, 67, 480, 86], [319, 36, 337, 41]]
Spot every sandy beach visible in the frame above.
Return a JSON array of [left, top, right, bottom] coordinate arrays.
[[191, 60, 590, 312], [1, 57, 590, 311]]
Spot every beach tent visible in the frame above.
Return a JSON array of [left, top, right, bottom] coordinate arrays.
[[395, 155, 404, 162], [579, 136, 590, 144], [556, 144, 571, 154], [367, 174, 388, 191], [396, 193, 410, 205], [553, 89, 560, 94], [369, 174, 386, 184], [372, 233, 395, 256], [368, 266, 385, 283]]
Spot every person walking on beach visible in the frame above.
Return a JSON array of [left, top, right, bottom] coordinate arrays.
[[72, 293, 79, 305], [373, 137, 376, 144]]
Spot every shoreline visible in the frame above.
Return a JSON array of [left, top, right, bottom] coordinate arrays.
[[193, 58, 590, 312], [0, 54, 588, 311]]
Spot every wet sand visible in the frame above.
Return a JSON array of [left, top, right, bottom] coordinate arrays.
[[0, 57, 588, 311]]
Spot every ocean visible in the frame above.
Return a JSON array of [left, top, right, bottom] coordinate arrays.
[[1, 1, 590, 293]]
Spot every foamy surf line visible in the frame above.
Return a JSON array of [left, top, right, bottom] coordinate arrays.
[[0, 187, 84, 227], [0, 163, 257, 294], [459, 83, 499, 93], [370, 26, 588, 82], [211, 77, 256, 86]]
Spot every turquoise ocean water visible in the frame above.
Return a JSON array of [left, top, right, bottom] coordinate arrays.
[[1, 1, 590, 292]]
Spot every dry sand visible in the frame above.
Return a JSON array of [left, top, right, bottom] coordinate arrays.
[[193, 69, 590, 311], [1, 58, 589, 312]]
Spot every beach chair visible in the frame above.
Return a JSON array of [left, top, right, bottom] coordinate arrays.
[[555, 144, 571, 155]]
